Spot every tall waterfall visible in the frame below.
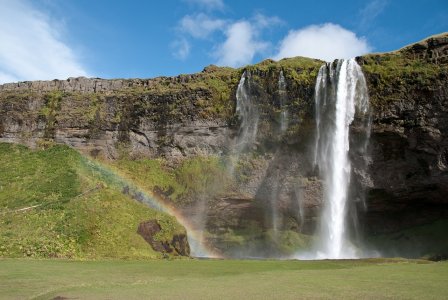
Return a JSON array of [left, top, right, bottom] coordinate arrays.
[[313, 59, 370, 259]]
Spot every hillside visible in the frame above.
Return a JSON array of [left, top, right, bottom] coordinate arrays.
[[0, 143, 187, 259]]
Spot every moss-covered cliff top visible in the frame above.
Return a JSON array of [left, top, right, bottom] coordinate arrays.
[[357, 32, 448, 109], [0, 33, 446, 125], [0, 32, 445, 93], [0, 54, 323, 123], [0, 56, 323, 94]]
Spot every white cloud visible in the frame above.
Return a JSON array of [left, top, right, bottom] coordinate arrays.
[[0, 0, 88, 84], [274, 23, 371, 62], [172, 38, 191, 60], [173, 11, 282, 65], [184, 0, 224, 11], [179, 13, 226, 39], [214, 21, 269, 67], [213, 13, 283, 67], [252, 13, 283, 29], [359, 0, 388, 29]]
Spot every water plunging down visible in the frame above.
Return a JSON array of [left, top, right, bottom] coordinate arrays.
[[235, 71, 259, 153], [313, 58, 370, 259], [278, 70, 288, 132]]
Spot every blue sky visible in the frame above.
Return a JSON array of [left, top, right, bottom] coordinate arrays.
[[0, 0, 447, 83]]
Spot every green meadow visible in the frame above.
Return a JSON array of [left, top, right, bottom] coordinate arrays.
[[1, 258, 447, 299]]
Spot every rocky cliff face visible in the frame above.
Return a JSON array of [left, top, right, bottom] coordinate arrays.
[[0, 69, 238, 160], [358, 34, 448, 235], [1, 33, 447, 258]]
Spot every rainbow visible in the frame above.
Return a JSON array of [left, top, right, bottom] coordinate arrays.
[[79, 155, 222, 258]]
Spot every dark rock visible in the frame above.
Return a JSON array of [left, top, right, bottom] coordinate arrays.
[[137, 219, 190, 256]]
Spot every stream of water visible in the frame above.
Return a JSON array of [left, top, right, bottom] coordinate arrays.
[[312, 58, 370, 259]]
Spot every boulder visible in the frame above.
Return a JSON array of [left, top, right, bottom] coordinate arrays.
[[137, 219, 190, 256]]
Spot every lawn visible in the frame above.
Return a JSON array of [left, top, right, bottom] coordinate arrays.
[[0, 258, 447, 299]]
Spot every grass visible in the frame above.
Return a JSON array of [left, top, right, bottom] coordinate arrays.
[[0, 258, 447, 299], [0, 143, 185, 259], [105, 155, 230, 204], [0, 143, 80, 209]]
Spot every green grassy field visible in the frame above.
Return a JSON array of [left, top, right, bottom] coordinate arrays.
[[1, 258, 447, 299]]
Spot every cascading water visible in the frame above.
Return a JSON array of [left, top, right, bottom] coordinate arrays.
[[227, 71, 259, 177], [191, 71, 260, 258], [278, 70, 288, 132], [235, 71, 259, 153], [312, 58, 370, 259], [269, 168, 281, 241]]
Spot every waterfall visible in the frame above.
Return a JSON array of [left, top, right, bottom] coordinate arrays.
[[313, 58, 370, 259], [278, 70, 288, 132], [235, 71, 259, 153], [269, 168, 281, 241], [227, 71, 257, 177]]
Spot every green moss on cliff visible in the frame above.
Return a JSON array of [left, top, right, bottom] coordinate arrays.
[[113, 66, 240, 121], [0, 56, 323, 148], [176, 156, 230, 199], [359, 51, 446, 109], [40, 91, 63, 139]]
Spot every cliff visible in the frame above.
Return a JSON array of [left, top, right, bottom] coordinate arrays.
[[1, 33, 447, 258], [359, 34, 448, 231]]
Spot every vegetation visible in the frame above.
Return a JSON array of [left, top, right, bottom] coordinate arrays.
[[176, 156, 230, 199], [0, 143, 185, 259], [104, 155, 230, 204], [0, 258, 447, 299], [40, 91, 63, 138], [214, 227, 313, 257], [111, 65, 241, 121], [0, 56, 324, 134], [1, 35, 446, 262], [360, 50, 446, 108]]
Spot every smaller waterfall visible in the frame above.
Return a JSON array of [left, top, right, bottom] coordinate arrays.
[[278, 71, 288, 132], [269, 168, 281, 241], [188, 194, 208, 257], [313, 58, 370, 259], [235, 71, 259, 153], [294, 183, 305, 232]]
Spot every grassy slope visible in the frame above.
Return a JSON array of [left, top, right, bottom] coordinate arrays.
[[0, 258, 447, 299], [105, 155, 230, 204], [0, 143, 185, 259]]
